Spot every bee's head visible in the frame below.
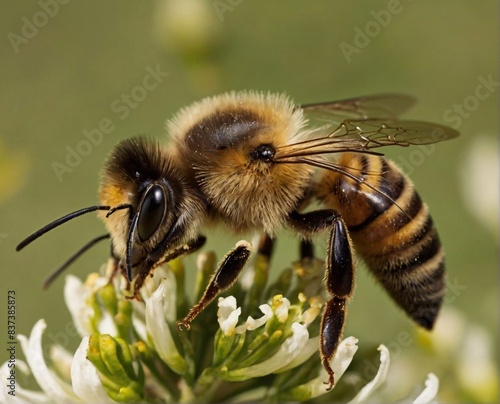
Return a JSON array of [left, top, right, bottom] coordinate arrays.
[[17, 136, 206, 290], [99, 136, 206, 280]]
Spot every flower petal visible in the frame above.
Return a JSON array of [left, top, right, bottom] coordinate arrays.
[[274, 296, 290, 322], [145, 281, 187, 374], [217, 296, 237, 320], [50, 345, 74, 384], [18, 319, 80, 403], [162, 267, 178, 323], [131, 316, 148, 342], [234, 303, 273, 334], [348, 344, 390, 403], [217, 296, 241, 336], [298, 336, 359, 398], [413, 373, 439, 404], [97, 311, 118, 335], [301, 304, 322, 326], [142, 266, 177, 322], [64, 275, 93, 337], [141, 266, 169, 297], [71, 337, 115, 403], [227, 322, 309, 379], [0, 360, 50, 403], [245, 304, 273, 331], [275, 336, 319, 372]]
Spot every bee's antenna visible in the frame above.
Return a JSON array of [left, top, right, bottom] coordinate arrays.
[[106, 203, 133, 218], [42, 233, 111, 289], [16, 205, 111, 251]]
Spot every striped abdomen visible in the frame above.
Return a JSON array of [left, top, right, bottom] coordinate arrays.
[[315, 153, 445, 330]]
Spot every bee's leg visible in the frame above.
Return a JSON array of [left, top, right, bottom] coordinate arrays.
[[129, 235, 208, 299], [108, 258, 123, 286], [177, 240, 252, 330], [152, 235, 207, 269], [108, 241, 124, 284], [288, 210, 355, 391], [300, 238, 314, 259], [257, 233, 275, 259]]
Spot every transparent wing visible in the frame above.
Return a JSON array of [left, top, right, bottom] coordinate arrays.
[[300, 93, 417, 122], [275, 94, 459, 220], [276, 94, 459, 160]]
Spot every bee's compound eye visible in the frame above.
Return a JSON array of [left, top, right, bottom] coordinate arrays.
[[138, 185, 166, 242]]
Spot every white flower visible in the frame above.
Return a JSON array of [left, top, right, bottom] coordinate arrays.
[[64, 274, 95, 336], [214, 292, 345, 391], [153, 0, 220, 53], [145, 279, 187, 374], [244, 304, 273, 330], [228, 322, 311, 379], [460, 135, 499, 239], [2, 251, 451, 403], [65, 271, 117, 336], [0, 319, 113, 403], [18, 320, 81, 403], [430, 307, 498, 401], [301, 296, 323, 326], [71, 337, 116, 403], [213, 292, 442, 402], [282, 341, 440, 403], [457, 324, 499, 400], [217, 296, 242, 336], [274, 295, 291, 322], [413, 373, 439, 404], [348, 344, 390, 403], [282, 336, 359, 400], [277, 336, 320, 372], [0, 360, 49, 403], [217, 296, 273, 335]]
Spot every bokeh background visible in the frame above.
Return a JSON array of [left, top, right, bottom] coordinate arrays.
[[0, 0, 498, 401]]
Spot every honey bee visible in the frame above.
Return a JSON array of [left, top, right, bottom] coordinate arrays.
[[17, 91, 458, 389]]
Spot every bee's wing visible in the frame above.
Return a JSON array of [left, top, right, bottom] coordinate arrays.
[[277, 95, 459, 160], [300, 93, 417, 122], [275, 97, 459, 216]]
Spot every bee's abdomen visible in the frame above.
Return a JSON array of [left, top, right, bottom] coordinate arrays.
[[317, 154, 445, 329]]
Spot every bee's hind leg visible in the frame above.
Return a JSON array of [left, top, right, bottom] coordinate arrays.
[[288, 210, 356, 391]]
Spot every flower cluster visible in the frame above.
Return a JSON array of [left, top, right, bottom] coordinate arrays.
[[1, 247, 441, 403]]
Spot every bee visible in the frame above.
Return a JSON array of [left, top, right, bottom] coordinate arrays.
[[17, 91, 458, 389]]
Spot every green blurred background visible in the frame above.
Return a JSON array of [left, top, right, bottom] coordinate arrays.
[[0, 0, 498, 401]]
